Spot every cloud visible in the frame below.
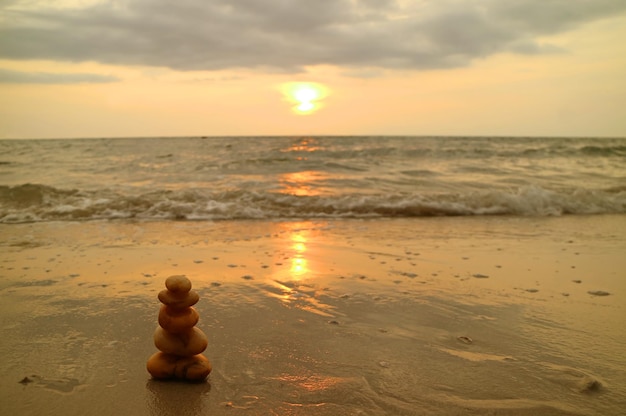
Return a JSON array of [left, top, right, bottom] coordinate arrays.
[[0, 0, 624, 74], [0, 68, 120, 84]]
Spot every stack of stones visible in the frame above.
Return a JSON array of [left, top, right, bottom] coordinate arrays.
[[146, 275, 212, 382]]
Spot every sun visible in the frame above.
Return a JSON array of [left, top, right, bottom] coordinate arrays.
[[281, 82, 329, 115]]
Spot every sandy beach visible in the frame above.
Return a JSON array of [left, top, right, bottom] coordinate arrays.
[[1, 216, 625, 415]]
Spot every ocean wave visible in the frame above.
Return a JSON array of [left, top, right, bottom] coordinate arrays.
[[579, 145, 626, 157], [1, 184, 624, 223]]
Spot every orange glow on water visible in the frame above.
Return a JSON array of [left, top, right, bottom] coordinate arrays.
[[278, 140, 327, 196], [290, 234, 309, 277], [281, 138, 322, 153], [290, 257, 307, 275], [264, 222, 337, 317], [271, 374, 345, 392], [279, 170, 326, 196]]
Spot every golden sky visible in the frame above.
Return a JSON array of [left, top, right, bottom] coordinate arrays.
[[1, 0, 625, 138]]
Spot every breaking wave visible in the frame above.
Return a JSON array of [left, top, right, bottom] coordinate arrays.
[[1, 183, 625, 223]]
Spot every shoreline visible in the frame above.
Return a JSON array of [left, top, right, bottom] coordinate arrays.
[[1, 216, 625, 415]]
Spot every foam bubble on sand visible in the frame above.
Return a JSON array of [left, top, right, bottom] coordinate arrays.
[[18, 375, 84, 394], [539, 362, 606, 394], [587, 290, 611, 296], [436, 394, 584, 414], [438, 348, 515, 362]]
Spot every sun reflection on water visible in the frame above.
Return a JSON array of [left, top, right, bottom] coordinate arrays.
[[264, 222, 336, 317], [271, 374, 345, 392], [279, 170, 325, 196], [280, 138, 323, 153], [290, 234, 309, 277], [277, 139, 328, 196]]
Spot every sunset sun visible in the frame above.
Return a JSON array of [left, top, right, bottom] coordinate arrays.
[[281, 82, 329, 115]]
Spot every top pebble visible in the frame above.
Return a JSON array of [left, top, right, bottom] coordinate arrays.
[[165, 275, 192, 293]]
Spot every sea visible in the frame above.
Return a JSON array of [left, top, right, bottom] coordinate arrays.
[[1, 136, 625, 223]]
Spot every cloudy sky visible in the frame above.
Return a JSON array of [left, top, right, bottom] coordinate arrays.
[[1, 0, 625, 138]]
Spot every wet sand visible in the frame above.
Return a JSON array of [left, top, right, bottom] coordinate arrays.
[[1, 216, 625, 415]]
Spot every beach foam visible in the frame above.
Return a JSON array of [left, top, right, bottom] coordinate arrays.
[[2, 183, 625, 223]]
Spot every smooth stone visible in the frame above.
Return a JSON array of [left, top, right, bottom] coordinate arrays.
[[158, 305, 199, 333], [165, 275, 192, 294], [147, 352, 211, 381], [154, 326, 208, 356], [158, 289, 199, 309]]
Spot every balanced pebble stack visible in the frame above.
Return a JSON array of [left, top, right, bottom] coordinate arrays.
[[146, 275, 212, 382]]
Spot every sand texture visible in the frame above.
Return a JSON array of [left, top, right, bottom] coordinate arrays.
[[1, 216, 625, 415]]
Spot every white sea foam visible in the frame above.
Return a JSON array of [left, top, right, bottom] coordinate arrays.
[[0, 184, 624, 223]]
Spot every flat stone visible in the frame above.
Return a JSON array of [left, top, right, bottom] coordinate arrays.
[[158, 289, 199, 309], [165, 275, 192, 294], [158, 305, 199, 333], [147, 352, 211, 381], [154, 326, 208, 356]]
